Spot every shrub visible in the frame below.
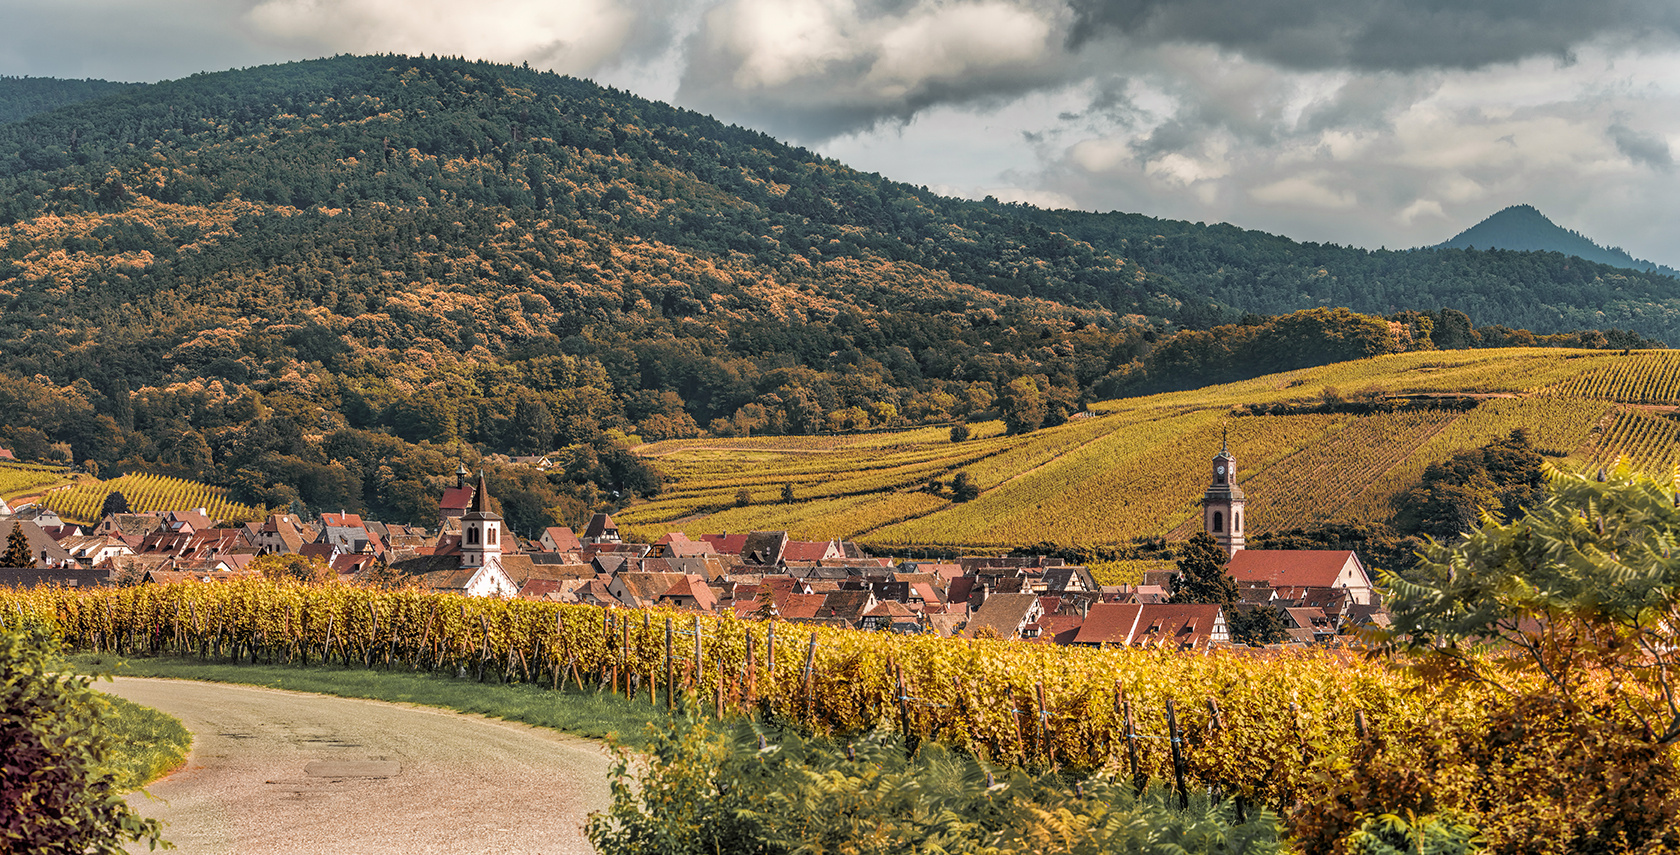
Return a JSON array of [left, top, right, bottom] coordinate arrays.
[[587, 709, 1283, 855], [0, 621, 166, 853]]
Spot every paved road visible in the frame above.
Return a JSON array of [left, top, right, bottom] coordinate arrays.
[[104, 677, 614, 855]]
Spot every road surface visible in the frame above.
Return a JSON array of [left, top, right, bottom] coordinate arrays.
[[104, 677, 614, 855]]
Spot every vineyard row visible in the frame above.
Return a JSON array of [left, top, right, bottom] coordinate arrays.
[[3, 580, 1477, 813]]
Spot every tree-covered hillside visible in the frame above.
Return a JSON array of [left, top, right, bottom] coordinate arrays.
[[1434, 204, 1678, 277], [1018, 205, 1680, 337], [0, 76, 139, 125], [0, 55, 1661, 533]]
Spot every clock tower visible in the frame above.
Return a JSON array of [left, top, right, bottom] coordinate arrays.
[[1202, 433, 1246, 557]]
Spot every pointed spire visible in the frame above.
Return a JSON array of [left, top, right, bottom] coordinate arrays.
[[471, 470, 493, 514], [456, 463, 469, 490], [1221, 426, 1229, 454]]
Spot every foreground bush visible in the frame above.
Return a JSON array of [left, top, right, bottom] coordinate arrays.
[[0, 621, 166, 854], [587, 707, 1283, 855]]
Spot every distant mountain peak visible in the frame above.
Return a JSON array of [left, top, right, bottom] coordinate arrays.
[[1434, 205, 1676, 277]]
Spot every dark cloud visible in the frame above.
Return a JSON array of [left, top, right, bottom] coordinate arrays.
[[1066, 0, 1680, 72], [1610, 123, 1674, 170]]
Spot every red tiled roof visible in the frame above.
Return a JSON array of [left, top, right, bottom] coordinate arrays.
[[320, 513, 365, 528], [1227, 550, 1362, 590], [701, 534, 749, 555], [543, 527, 582, 552], [781, 540, 836, 562], [439, 486, 474, 511], [777, 593, 828, 621]]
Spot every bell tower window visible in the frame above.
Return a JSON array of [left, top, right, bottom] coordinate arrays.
[[488, 527, 497, 546], [467, 527, 479, 545], [1212, 511, 1224, 533]]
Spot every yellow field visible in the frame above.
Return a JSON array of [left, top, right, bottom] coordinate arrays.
[[43, 472, 267, 525], [619, 348, 1680, 551], [0, 462, 75, 502]]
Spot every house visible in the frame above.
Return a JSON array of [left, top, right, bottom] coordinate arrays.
[[254, 514, 316, 555], [1226, 551, 1375, 605], [0, 520, 75, 569], [654, 532, 716, 558], [0, 566, 108, 588], [437, 464, 476, 528], [860, 600, 921, 633], [582, 513, 622, 544], [965, 593, 1044, 640], [655, 575, 718, 611], [1281, 607, 1339, 644], [57, 535, 133, 567], [511, 455, 554, 470], [608, 572, 688, 608], [1069, 603, 1228, 650], [539, 526, 582, 554], [388, 471, 516, 597]]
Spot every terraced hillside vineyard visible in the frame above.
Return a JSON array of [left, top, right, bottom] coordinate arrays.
[[43, 473, 266, 524], [0, 461, 73, 502], [622, 348, 1679, 558]]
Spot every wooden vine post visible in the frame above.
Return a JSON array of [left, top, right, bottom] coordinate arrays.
[[1036, 681, 1050, 765], [743, 628, 757, 713], [1165, 697, 1189, 810], [692, 615, 704, 706], [664, 618, 675, 712], [1120, 687, 1143, 792], [801, 631, 817, 722]]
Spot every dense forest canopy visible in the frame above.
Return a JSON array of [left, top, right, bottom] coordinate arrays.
[[0, 56, 1662, 534]]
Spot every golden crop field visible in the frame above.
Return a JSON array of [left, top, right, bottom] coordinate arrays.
[[0, 462, 74, 502], [622, 348, 1680, 551], [43, 472, 268, 525]]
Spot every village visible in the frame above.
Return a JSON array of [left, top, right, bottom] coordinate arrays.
[[0, 444, 1391, 649]]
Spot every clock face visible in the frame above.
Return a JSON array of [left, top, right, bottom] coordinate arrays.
[[1216, 464, 1226, 475]]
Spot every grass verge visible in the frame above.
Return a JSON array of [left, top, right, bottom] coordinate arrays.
[[71, 653, 675, 750], [94, 691, 192, 792]]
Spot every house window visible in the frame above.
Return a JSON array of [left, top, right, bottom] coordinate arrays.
[[1212, 511, 1224, 533]]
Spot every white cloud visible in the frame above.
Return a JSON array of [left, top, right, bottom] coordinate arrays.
[[247, 0, 653, 74], [1249, 174, 1356, 209]]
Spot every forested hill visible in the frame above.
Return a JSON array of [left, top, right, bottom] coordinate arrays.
[[0, 55, 1662, 532], [0, 76, 140, 125], [0, 55, 1198, 527], [1434, 204, 1678, 277], [1016, 205, 1680, 338]]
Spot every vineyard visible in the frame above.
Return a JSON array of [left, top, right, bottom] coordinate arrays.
[[5, 579, 1663, 851], [42, 473, 267, 525], [0, 461, 73, 502], [623, 347, 1678, 553], [0, 581, 1455, 810]]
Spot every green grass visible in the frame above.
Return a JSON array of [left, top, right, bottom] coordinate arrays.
[[92, 690, 192, 792], [72, 653, 677, 750]]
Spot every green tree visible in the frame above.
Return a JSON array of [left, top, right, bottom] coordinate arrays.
[[1227, 606, 1289, 646], [949, 424, 970, 443], [3, 525, 32, 567], [1168, 532, 1237, 606], [1385, 462, 1680, 744], [999, 377, 1046, 435], [735, 488, 752, 507], [781, 482, 795, 504], [950, 472, 980, 502], [98, 490, 129, 517], [0, 622, 167, 853]]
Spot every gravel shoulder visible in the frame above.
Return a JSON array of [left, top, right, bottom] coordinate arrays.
[[105, 676, 613, 855]]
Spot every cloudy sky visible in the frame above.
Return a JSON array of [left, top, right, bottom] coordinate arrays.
[[5, 0, 1680, 267]]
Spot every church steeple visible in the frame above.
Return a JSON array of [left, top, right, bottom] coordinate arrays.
[[1202, 432, 1246, 557], [460, 470, 503, 569]]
